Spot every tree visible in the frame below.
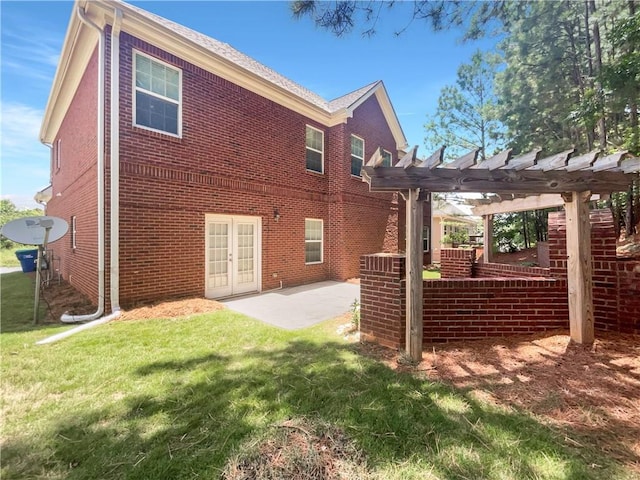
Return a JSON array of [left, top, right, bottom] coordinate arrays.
[[424, 51, 506, 161], [0, 199, 44, 248]]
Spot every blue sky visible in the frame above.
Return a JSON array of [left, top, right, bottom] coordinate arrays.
[[1, 1, 494, 209]]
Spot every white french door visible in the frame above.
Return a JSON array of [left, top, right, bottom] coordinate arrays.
[[205, 215, 261, 298]]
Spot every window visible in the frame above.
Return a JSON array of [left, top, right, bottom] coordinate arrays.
[[52, 139, 61, 171], [350, 135, 364, 176], [56, 139, 61, 170], [305, 126, 324, 173], [71, 216, 77, 250], [134, 52, 181, 136], [382, 149, 392, 167], [422, 225, 430, 252], [305, 218, 323, 264]]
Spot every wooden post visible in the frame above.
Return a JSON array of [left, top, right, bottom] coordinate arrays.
[[483, 214, 493, 263], [563, 191, 594, 344], [405, 188, 424, 361]]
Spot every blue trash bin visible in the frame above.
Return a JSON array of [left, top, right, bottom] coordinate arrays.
[[15, 249, 38, 273]]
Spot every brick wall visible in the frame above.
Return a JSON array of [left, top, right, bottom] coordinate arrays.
[[548, 209, 640, 335], [473, 262, 550, 278], [361, 209, 639, 345], [49, 29, 402, 307], [360, 254, 405, 348], [617, 260, 640, 333], [46, 48, 100, 303], [440, 248, 476, 278], [360, 254, 568, 347], [423, 278, 568, 343]]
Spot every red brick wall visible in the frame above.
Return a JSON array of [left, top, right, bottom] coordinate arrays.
[[548, 209, 640, 334], [617, 260, 640, 333], [360, 254, 405, 348], [440, 248, 476, 278], [45, 48, 100, 304], [48, 27, 405, 307], [360, 254, 568, 347], [361, 209, 639, 347], [423, 278, 568, 342], [473, 262, 550, 278]]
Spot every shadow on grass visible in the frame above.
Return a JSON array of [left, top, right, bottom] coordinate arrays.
[[2, 338, 625, 480]]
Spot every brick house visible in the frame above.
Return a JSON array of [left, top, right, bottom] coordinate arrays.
[[38, 0, 411, 311]]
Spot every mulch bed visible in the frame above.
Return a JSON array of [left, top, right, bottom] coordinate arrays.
[[358, 331, 640, 473]]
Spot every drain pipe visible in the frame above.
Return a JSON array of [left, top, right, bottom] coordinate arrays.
[[60, 5, 106, 324], [40, 7, 123, 343], [109, 7, 123, 315]]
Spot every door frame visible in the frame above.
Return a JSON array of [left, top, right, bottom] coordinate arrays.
[[204, 214, 262, 299]]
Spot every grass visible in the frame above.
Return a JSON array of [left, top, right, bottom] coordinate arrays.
[[423, 269, 441, 279], [1, 274, 634, 480], [0, 244, 27, 267]]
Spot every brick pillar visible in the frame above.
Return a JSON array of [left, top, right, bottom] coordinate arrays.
[[360, 253, 405, 348], [440, 248, 476, 278], [548, 209, 617, 331]]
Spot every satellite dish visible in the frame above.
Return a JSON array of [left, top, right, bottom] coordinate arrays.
[[1, 216, 68, 245]]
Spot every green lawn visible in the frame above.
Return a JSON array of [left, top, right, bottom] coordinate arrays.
[[423, 269, 441, 279], [0, 272, 632, 479], [0, 244, 25, 267]]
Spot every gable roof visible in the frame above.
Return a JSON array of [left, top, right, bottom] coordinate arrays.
[[40, 0, 408, 150]]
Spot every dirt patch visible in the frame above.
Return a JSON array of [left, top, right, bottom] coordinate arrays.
[[358, 331, 640, 473], [492, 247, 539, 265], [222, 418, 369, 480], [39, 278, 224, 323]]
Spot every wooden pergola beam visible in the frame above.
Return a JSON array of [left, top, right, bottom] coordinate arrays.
[[362, 167, 633, 194]]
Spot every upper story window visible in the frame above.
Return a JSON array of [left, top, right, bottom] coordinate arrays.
[[382, 149, 392, 167], [305, 125, 324, 173], [134, 51, 181, 136], [350, 135, 364, 176]]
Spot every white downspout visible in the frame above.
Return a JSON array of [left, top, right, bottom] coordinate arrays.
[[109, 8, 123, 314], [60, 6, 106, 323], [40, 7, 123, 343]]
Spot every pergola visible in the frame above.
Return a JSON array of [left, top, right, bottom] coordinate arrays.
[[362, 146, 640, 362]]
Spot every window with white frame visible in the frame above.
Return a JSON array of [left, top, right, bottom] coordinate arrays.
[[134, 52, 181, 136], [350, 135, 364, 176], [305, 126, 324, 173], [305, 218, 323, 264], [382, 149, 392, 167], [56, 139, 61, 170], [71, 216, 77, 250], [422, 225, 430, 252]]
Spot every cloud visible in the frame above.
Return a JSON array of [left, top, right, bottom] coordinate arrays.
[[1, 102, 50, 208], [1, 102, 47, 158]]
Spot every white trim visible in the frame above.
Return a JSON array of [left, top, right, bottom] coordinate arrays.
[[132, 49, 182, 138], [350, 134, 365, 177], [305, 125, 324, 174], [304, 218, 324, 265]]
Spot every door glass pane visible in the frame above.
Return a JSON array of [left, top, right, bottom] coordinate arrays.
[[209, 223, 228, 288], [236, 223, 254, 284]]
